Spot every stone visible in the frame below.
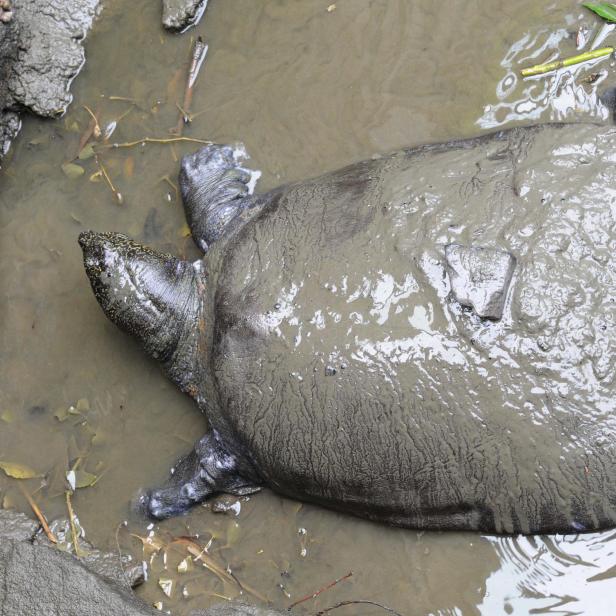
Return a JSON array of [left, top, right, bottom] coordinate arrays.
[[162, 0, 208, 31], [445, 244, 516, 319]]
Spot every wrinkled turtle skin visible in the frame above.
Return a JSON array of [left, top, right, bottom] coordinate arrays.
[[79, 123, 616, 534]]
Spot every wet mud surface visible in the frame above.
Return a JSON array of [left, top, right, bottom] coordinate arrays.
[[1, 1, 616, 614]]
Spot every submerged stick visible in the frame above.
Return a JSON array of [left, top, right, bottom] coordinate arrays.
[[66, 490, 85, 557], [82, 105, 102, 139], [18, 483, 57, 544], [96, 136, 213, 150], [288, 571, 353, 610], [95, 155, 123, 204], [173, 36, 208, 135], [315, 600, 404, 616], [521, 46, 614, 77]]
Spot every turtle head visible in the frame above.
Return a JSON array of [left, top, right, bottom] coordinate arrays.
[[78, 231, 203, 390]]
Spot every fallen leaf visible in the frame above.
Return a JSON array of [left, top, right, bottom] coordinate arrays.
[[54, 407, 69, 422], [66, 469, 98, 490], [61, 162, 85, 179], [583, 2, 616, 22], [76, 398, 90, 413], [158, 578, 173, 597], [123, 156, 135, 179], [1, 410, 15, 423], [0, 461, 40, 479], [177, 556, 193, 573], [78, 143, 95, 160]]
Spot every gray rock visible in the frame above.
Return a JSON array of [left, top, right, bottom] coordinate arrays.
[[0, 509, 285, 615], [0, 0, 100, 160], [0, 508, 39, 541], [162, 0, 208, 31], [445, 244, 516, 319], [0, 539, 160, 616], [33, 518, 145, 589]]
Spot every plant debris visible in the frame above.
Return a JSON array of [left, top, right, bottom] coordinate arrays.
[[287, 571, 352, 610], [61, 162, 85, 179], [521, 46, 614, 77], [18, 483, 57, 544], [172, 36, 208, 136], [0, 461, 40, 479], [584, 2, 616, 22]]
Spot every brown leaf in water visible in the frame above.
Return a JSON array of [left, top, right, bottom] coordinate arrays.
[[0, 461, 40, 479]]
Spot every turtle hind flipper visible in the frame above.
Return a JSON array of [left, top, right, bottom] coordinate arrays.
[[179, 143, 261, 252]]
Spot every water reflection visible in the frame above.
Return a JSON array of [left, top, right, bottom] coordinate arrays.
[[478, 22, 612, 130], [480, 532, 616, 614]]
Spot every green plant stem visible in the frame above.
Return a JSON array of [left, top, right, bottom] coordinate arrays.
[[521, 46, 614, 77]]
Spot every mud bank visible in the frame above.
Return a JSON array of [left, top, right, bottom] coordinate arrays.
[[0, 509, 285, 615], [0, 0, 100, 161]]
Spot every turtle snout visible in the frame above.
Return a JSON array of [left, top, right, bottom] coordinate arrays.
[[78, 231, 106, 275], [139, 487, 187, 521]]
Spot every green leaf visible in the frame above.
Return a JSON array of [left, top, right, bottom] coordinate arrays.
[[583, 2, 616, 22], [78, 143, 95, 160], [66, 469, 98, 489], [0, 461, 40, 479], [1, 410, 15, 423], [61, 162, 85, 179]]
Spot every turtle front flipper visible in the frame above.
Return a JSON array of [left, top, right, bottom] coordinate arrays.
[[141, 432, 262, 520], [179, 144, 261, 252], [78, 231, 203, 394]]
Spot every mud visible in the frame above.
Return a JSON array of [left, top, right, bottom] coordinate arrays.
[[0, 0, 100, 160]]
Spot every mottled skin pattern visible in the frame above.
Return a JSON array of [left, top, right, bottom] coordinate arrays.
[[80, 124, 616, 534]]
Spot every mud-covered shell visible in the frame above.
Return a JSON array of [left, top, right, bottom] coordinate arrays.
[[203, 124, 616, 534]]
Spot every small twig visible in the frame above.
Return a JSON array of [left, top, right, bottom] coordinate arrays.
[[96, 136, 213, 150], [66, 490, 85, 557], [173, 36, 208, 135], [82, 105, 102, 139], [18, 483, 57, 544], [114, 521, 131, 588], [101, 95, 138, 104], [315, 600, 404, 616], [521, 46, 614, 77], [158, 175, 179, 202], [288, 571, 353, 610], [94, 154, 123, 204]]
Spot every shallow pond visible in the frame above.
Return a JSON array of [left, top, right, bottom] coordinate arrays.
[[1, 1, 616, 614]]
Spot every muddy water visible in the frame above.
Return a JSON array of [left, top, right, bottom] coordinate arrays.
[[1, 0, 616, 614]]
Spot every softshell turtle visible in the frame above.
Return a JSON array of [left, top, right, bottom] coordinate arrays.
[[79, 123, 616, 534]]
